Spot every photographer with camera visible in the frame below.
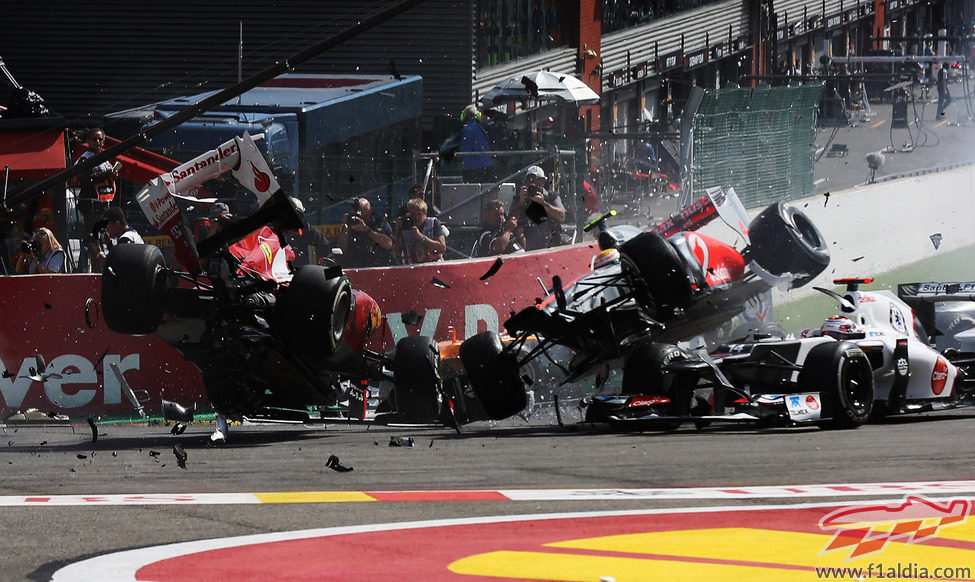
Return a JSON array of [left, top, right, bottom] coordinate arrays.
[[89, 207, 144, 266], [15, 228, 68, 274], [337, 197, 393, 267], [509, 165, 566, 251], [472, 199, 525, 257], [399, 198, 447, 264]]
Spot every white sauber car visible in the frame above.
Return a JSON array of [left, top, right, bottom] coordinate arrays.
[[808, 278, 969, 419], [582, 277, 970, 431]]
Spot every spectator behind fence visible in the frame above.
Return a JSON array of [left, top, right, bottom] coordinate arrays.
[[16, 227, 68, 274], [91, 207, 144, 265], [400, 198, 447, 264], [460, 105, 493, 183], [472, 199, 524, 257], [337, 197, 394, 267], [75, 128, 119, 273], [509, 165, 566, 250]]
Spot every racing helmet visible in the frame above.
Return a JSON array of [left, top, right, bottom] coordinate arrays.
[[819, 315, 863, 339], [593, 248, 620, 270]]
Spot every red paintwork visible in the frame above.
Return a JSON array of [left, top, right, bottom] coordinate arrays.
[[0, 243, 596, 418], [681, 231, 746, 287]]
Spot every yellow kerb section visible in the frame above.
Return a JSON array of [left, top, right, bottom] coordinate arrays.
[[254, 491, 376, 503]]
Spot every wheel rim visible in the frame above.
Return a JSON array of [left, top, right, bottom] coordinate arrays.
[[842, 357, 873, 415], [792, 212, 824, 250], [331, 284, 352, 347]]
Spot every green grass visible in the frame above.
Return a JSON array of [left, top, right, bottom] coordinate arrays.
[[774, 244, 975, 333]]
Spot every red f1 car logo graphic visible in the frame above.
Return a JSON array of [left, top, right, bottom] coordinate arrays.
[[818, 496, 971, 561]]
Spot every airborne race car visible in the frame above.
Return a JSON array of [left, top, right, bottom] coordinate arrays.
[[459, 187, 834, 422], [102, 134, 457, 429]]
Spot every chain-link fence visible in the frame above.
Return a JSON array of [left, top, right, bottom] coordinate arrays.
[[686, 83, 824, 209]]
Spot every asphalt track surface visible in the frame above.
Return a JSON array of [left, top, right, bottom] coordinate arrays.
[[4, 410, 975, 581]]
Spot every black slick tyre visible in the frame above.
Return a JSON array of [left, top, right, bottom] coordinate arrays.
[[278, 266, 352, 357], [458, 331, 527, 420], [101, 244, 167, 335], [393, 336, 442, 421], [622, 342, 692, 395], [747, 201, 829, 288], [799, 340, 874, 429], [618, 232, 693, 315]]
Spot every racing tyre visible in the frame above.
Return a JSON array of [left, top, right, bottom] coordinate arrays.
[[799, 341, 874, 429], [101, 244, 168, 334], [618, 232, 693, 315], [747, 201, 829, 288], [278, 266, 352, 357], [458, 331, 527, 420], [622, 342, 693, 395], [393, 336, 442, 421]]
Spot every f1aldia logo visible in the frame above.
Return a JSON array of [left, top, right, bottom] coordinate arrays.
[[818, 496, 971, 561]]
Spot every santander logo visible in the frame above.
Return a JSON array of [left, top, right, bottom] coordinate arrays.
[[931, 357, 949, 396]]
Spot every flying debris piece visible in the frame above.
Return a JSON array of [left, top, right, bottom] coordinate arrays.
[[161, 399, 196, 423], [431, 277, 450, 289], [852, 256, 864, 262], [43, 302, 52, 309], [400, 310, 422, 326], [930, 233, 943, 250], [76, 454, 87, 460], [173, 444, 187, 469], [19, 354, 63, 383], [1, 370, 12, 378], [171, 423, 187, 435], [87, 418, 98, 443], [823, 192, 831, 207], [148, 450, 161, 457], [480, 257, 504, 281], [325, 454, 353, 472], [389, 436, 414, 447], [210, 415, 229, 444], [111, 363, 148, 419]]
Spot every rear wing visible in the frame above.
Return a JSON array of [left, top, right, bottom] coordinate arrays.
[[898, 282, 975, 303], [651, 186, 750, 242], [898, 282, 975, 341]]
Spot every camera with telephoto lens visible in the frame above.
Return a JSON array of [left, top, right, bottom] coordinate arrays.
[[403, 214, 416, 228], [524, 185, 547, 224], [21, 240, 41, 255], [346, 198, 362, 226]]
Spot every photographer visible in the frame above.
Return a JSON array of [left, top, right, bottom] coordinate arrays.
[[90, 207, 144, 265], [509, 165, 566, 251], [16, 228, 68, 274], [399, 198, 447, 264], [337, 197, 393, 268], [472, 199, 525, 257]]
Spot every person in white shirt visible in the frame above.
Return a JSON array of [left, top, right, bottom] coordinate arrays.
[[96, 207, 144, 264]]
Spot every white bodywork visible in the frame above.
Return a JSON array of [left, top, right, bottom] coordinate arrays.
[[833, 286, 961, 403]]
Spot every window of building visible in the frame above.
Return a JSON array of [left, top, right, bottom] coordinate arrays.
[[476, 0, 566, 69]]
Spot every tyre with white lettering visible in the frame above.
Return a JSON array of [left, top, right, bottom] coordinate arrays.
[[101, 244, 167, 334], [799, 341, 874, 429], [618, 232, 693, 317], [277, 266, 352, 357], [393, 336, 442, 421], [747, 201, 829, 288], [459, 331, 527, 420]]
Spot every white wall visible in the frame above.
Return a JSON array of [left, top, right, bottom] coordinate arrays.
[[697, 165, 975, 305]]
